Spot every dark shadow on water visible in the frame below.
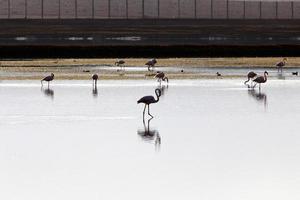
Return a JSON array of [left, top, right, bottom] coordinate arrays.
[[137, 117, 161, 151], [41, 87, 54, 100], [246, 84, 267, 110]]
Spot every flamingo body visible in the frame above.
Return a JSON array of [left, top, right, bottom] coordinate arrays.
[[41, 73, 54, 87], [138, 89, 161, 118], [244, 71, 257, 84], [253, 71, 268, 89]]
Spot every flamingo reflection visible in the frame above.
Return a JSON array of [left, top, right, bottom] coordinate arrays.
[[137, 117, 161, 151], [41, 87, 54, 100], [247, 85, 267, 109]]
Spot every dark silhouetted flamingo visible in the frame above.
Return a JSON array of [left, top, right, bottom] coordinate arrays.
[[41, 73, 54, 87], [155, 72, 169, 84], [137, 88, 161, 118], [146, 59, 157, 71], [92, 74, 98, 86], [244, 71, 257, 84], [115, 59, 125, 71], [276, 58, 287, 73], [253, 71, 268, 89]]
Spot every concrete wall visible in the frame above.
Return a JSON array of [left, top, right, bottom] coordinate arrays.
[[0, 0, 300, 19]]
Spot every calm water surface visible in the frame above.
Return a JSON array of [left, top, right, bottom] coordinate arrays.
[[0, 79, 300, 200]]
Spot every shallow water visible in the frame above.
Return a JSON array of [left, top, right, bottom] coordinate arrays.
[[0, 79, 300, 200]]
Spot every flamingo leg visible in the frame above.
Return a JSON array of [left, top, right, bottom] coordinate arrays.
[[148, 105, 153, 118], [143, 104, 146, 117]]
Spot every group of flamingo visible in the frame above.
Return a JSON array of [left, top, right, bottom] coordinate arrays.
[[243, 58, 289, 89], [115, 58, 157, 72], [40, 57, 291, 117]]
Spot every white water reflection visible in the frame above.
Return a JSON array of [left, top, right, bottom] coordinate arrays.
[[0, 79, 300, 200]]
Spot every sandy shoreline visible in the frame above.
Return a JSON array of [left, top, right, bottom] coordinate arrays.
[[0, 57, 299, 80]]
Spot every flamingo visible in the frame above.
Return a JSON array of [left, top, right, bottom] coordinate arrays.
[[276, 58, 287, 73], [137, 89, 161, 118], [115, 59, 125, 71], [92, 74, 98, 86], [253, 71, 268, 89], [244, 71, 257, 84], [155, 72, 168, 84], [146, 59, 157, 71], [41, 73, 54, 87]]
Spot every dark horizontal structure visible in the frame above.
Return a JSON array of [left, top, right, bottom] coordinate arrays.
[[0, 19, 300, 57], [0, 0, 300, 19]]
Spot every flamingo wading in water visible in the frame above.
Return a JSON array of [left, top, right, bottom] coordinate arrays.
[[146, 59, 157, 71], [92, 74, 98, 86], [41, 73, 54, 87], [137, 89, 161, 118], [253, 71, 268, 89], [155, 71, 169, 84], [244, 71, 257, 85], [276, 58, 287, 73], [115, 59, 125, 71]]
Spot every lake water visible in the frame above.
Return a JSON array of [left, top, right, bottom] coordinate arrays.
[[0, 79, 300, 200]]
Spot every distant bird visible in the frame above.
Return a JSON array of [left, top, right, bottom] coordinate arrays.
[[292, 72, 298, 76], [41, 73, 54, 87], [244, 71, 257, 84], [83, 70, 90, 73], [137, 88, 161, 118], [146, 59, 157, 71], [155, 72, 169, 84], [115, 59, 125, 71], [276, 58, 287, 73], [92, 74, 98, 86], [216, 72, 221, 76], [181, 69, 184, 73], [253, 71, 268, 89]]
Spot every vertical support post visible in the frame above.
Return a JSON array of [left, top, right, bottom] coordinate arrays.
[[243, 0, 245, 19], [25, 0, 27, 19], [292, 1, 294, 19], [142, 0, 144, 18], [42, 0, 44, 18], [92, 0, 94, 18], [108, 0, 110, 18], [59, 0, 61, 19], [158, 0, 160, 18], [226, 0, 228, 19], [178, 0, 180, 18], [211, 0, 213, 19], [126, 0, 128, 19], [194, 0, 196, 18], [75, 0, 77, 18], [8, 0, 10, 18], [275, 1, 278, 19], [259, 1, 261, 19]]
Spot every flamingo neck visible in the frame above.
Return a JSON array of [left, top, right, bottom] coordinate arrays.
[[155, 91, 160, 103], [264, 74, 267, 81]]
